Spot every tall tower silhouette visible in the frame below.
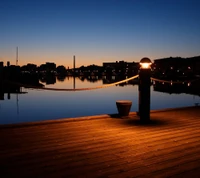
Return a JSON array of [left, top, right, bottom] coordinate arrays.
[[73, 55, 75, 70]]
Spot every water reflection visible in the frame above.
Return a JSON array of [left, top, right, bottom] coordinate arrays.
[[39, 75, 139, 89], [0, 82, 27, 120], [0, 76, 199, 125], [0, 82, 27, 100], [40, 74, 56, 85], [39, 75, 200, 96], [153, 80, 200, 96]]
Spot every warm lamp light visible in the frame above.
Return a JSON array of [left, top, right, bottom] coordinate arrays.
[[140, 57, 152, 69]]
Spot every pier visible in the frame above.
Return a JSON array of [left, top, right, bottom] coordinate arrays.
[[1, 106, 200, 177]]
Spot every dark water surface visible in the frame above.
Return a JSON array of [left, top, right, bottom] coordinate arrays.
[[0, 76, 199, 124]]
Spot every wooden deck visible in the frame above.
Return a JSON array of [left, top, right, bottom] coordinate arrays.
[[1, 106, 200, 178]]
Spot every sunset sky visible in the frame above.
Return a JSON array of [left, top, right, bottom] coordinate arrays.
[[1, 0, 200, 68]]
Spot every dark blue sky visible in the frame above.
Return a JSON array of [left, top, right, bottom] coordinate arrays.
[[1, 0, 200, 67]]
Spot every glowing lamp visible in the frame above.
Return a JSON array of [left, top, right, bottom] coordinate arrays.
[[140, 57, 152, 69]]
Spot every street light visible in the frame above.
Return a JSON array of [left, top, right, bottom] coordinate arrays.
[[139, 57, 152, 69], [138, 57, 152, 123]]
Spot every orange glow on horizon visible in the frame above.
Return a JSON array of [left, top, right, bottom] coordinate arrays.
[[1, 54, 142, 69]]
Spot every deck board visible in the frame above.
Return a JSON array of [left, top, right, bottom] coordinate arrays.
[[1, 106, 200, 177]]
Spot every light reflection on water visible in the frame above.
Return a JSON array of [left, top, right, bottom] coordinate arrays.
[[0, 76, 199, 124]]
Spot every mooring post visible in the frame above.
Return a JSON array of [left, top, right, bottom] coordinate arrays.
[[138, 57, 152, 123]]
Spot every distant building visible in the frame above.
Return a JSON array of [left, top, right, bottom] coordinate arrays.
[[0, 61, 3, 68], [38, 62, 56, 73], [0, 62, 3, 80], [103, 61, 139, 75], [21, 63, 37, 73], [153, 56, 200, 78]]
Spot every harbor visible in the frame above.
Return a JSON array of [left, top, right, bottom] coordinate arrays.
[[1, 0, 200, 176], [1, 58, 200, 177], [1, 106, 200, 177], [1, 60, 199, 124]]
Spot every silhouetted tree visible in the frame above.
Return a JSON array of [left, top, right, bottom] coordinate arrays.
[[56, 65, 66, 75]]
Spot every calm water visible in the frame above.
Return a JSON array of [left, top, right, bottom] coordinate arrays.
[[0, 76, 199, 125]]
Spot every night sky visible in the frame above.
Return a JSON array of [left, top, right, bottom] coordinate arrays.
[[1, 0, 200, 68]]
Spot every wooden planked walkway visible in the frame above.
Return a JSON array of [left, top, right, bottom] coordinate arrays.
[[0, 106, 200, 178]]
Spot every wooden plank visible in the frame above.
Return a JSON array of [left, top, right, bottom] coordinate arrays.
[[0, 106, 200, 177]]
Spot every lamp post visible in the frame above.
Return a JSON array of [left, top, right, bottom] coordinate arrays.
[[138, 57, 152, 123]]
